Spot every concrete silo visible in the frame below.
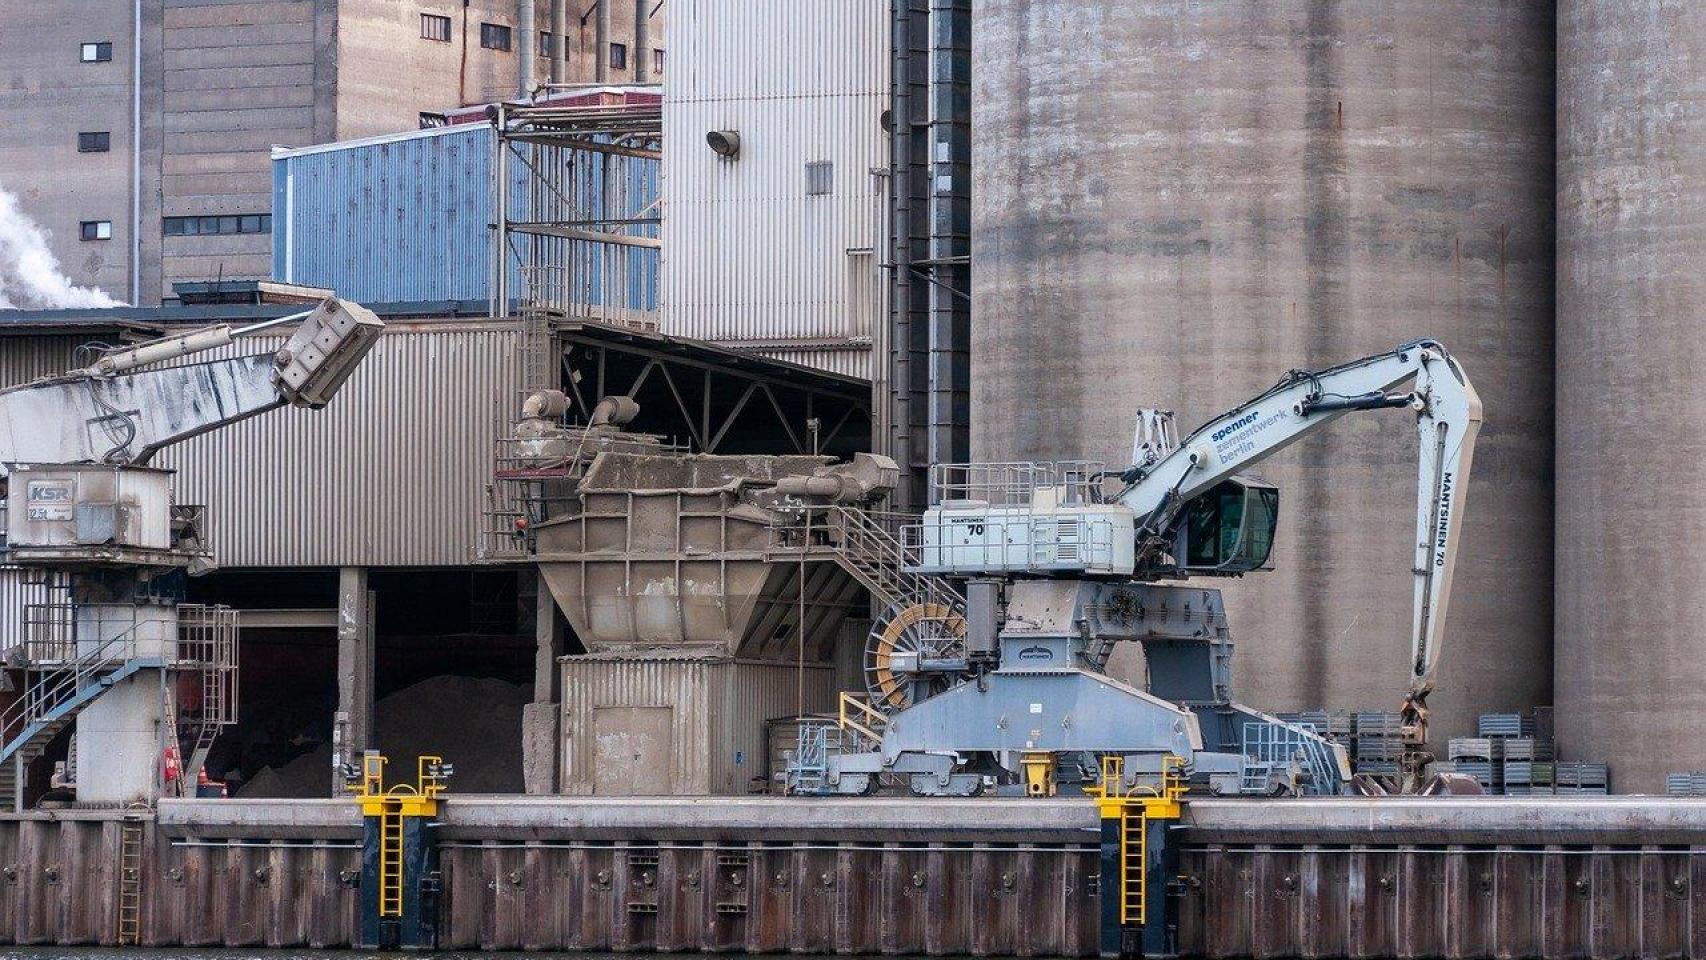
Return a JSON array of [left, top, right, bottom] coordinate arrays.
[[1556, 2, 1706, 793], [971, 1, 1556, 741]]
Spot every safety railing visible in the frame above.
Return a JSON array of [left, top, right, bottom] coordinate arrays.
[[904, 510, 1124, 574], [1241, 720, 1341, 797], [837, 692, 887, 748], [929, 460, 1109, 507], [769, 504, 964, 615], [0, 618, 156, 755]]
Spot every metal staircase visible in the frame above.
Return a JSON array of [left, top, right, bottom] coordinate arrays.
[[770, 504, 964, 616], [0, 630, 164, 811], [0, 602, 237, 810]]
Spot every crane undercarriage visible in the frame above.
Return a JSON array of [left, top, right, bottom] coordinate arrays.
[[797, 580, 1350, 798]]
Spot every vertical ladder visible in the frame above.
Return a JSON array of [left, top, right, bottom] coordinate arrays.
[[379, 802, 405, 917], [1119, 803, 1147, 925], [116, 818, 144, 945]]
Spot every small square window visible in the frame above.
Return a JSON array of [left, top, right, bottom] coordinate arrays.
[[420, 13, 451, 42], [652, 48, 664, 74], [80, 42, 112, 63], [77, 131, 111, 153], [259, 214, 272, 233], [805, 161, 833, 196], [80, 220, 112, 241], [609, 41, 627, 71], [480, 22, 511, 51]]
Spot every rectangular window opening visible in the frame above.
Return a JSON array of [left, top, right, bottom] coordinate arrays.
[[805, 160, 834, 196], [163, 215, 271, 236], [609, 41, 627, 71], [420, 13, 451, 42], [80, 41, 113, 63], [480, 22, 511, 51], [80, 220, 112, 241], [652, 48, 664, 73], [77, 131, 111, 153]]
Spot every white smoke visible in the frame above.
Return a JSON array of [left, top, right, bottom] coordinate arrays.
[[0, 183, 125, 310]]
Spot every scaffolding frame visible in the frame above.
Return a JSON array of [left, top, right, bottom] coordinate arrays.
[[490, 99, 664, 392]]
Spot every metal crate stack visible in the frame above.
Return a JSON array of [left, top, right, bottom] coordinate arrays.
[[1500, 737, 1556, 795], [1666, 772, 1706, 796], [1276, 710, 1353, 740], [1448, 736, 1501, 792], [1555, 762, 1610, 795], [1352, 711, 1403, 776]]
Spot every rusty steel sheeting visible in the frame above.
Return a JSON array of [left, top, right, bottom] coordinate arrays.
[[19, 798, 1706, 954]]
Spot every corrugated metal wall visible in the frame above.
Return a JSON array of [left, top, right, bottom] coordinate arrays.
[[155, 320, 524, 568], [274, 125, 663, 309], [0, 336, 88, 385], [558, 656, 834, 795], [747, 344, 873, 381], [659, 0, 888, 361], [273, 127, 499, 303]]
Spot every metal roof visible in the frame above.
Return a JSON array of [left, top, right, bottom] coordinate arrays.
[[0, 299, 497, 335], [555, 318, 870, 396]]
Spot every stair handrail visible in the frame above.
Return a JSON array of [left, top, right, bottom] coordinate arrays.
[[0, 619, 153, 753]]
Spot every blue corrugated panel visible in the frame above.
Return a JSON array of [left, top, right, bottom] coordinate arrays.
[[273, 126, 660, 307]]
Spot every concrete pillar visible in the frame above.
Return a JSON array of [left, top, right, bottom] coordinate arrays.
[[533, 573, 565, 703], [549, 0, 566, 83], [633, 0, 649, 82], [594, 0, 610, 81], [523, 572, 565, 794], [518, 0, 537, 96], [333, 567, 375, 795]]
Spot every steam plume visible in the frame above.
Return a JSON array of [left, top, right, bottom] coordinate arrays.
[[0, 183, 125, 309]]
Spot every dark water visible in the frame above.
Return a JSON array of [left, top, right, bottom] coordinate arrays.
[[0, 953, 684, 960]]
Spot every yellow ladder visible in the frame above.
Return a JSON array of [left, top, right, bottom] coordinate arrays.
[[379, 803, 404, 917], [116, 819, 144, 945], [1119, 802, 1148, 924]]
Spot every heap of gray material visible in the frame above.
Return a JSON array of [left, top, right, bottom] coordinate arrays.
[[241, 675, 528, 797]]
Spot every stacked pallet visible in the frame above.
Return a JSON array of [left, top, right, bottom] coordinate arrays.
[[1667, 772, 1706, 796], [1352, 712, 1403, 777]]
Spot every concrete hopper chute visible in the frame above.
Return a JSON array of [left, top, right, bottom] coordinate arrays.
[[532, 449, 900, 659]]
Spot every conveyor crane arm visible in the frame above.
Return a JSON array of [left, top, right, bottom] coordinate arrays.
[[1115, 341, 1482, 743], [0, 298, 383, 475]]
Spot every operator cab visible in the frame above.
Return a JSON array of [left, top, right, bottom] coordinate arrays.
[[1172, 477, 1278, 574]]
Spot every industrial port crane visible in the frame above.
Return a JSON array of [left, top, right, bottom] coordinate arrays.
[[0, 298, 382, 807], [800, 339, 1481, 798]]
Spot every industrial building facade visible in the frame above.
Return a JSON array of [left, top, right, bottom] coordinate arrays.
[[0, 0, 663, 306]]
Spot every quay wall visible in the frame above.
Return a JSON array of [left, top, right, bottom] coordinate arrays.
[[0, 798, 1702, 955]]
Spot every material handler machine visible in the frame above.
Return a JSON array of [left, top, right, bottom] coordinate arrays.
[[795, 340, 1481, 800], [0, 298, 382, 808]]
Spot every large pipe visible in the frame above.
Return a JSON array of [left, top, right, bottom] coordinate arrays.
[[594, 0, 610, 81], [549, 0, 566, 82], [518, 0, 536, 96], [130, 0, 141, 305], [633, 0, 648, 82]]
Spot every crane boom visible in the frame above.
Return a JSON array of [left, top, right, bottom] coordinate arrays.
[[0, 298, 383, 473], [1114, 340, 1482, 738]]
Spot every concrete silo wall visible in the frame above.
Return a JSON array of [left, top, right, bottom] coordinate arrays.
[[1556, 2, 1706, 793], [971, 1, 1556, 741]]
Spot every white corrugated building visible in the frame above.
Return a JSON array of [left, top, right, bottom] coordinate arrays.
[[659, 0, 888, 380]]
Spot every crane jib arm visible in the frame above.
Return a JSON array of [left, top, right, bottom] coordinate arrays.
[[0, 297, 383, 473], [1117, 340, 1483, 711]]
